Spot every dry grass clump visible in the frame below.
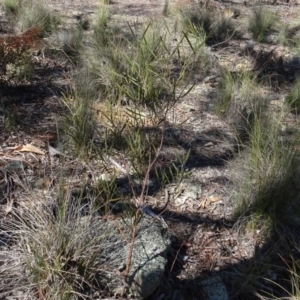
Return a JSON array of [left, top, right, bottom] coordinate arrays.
[[43, 28, 84, 61], [233, 113, 298, 221], [224, 77, 300, 298], [217, 68, 300, 228]]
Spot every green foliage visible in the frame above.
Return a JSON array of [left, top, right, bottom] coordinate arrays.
[[216, 69, 236, 115], [154, 149, 191, 184], [61, 92, 97, 159], [217, 70, 300, 229], [248, 8, 276, 42], [70, 18, 200, 172]]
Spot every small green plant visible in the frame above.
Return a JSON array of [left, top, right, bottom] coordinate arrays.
[[248, 8, 276, 42], [61, 92, 97, 158], [154, 149, 191, 184]]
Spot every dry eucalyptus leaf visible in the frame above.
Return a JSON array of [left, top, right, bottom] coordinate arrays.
[[14, 144, 45, 155]]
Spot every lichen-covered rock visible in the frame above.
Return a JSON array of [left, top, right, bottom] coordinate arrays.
[[71, 215, 171, 299]]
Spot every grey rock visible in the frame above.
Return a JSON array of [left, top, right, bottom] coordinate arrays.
[[70, 215, 171, 299], [201, 276, 228, 300]]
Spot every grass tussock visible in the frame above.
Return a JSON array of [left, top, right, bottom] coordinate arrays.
[[217, 70, 264, 144], [248, 8, 277, 42], [217, 69, 300, 229], [0, 202, 111, 300], [3, 0, 61, 33], [176, 4, 237, 44], [61, 91, 97, 159], [233, 107, 300, 226], [42, 28, 84, 61]]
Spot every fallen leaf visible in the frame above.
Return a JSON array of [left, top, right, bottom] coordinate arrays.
[[208, 196, 222, 203], [14, 144, 45, 155]]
